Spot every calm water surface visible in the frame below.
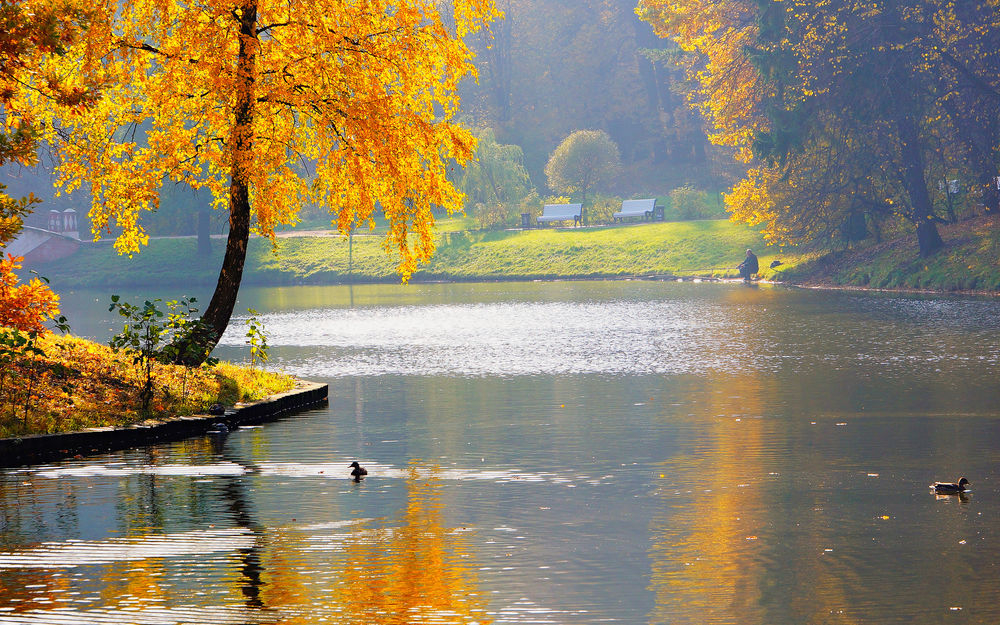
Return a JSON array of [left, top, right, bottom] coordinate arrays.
[[3, 281, 1000, 624]]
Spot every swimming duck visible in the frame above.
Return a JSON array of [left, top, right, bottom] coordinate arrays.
[[349, 461, 368, 481], [932, 477, 970, 494]]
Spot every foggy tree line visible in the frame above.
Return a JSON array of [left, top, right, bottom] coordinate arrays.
[[639, 0, 1000, 256]]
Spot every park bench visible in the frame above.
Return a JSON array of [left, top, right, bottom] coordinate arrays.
[[613, 198, 664, 223], [537, 203, 583, 227]]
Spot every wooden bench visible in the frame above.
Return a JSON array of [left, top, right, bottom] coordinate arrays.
[[613, 198, 663, 222], [537, 203, 583, 227]]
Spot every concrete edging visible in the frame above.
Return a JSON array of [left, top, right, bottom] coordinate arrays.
[[0, 381, 328, 468]]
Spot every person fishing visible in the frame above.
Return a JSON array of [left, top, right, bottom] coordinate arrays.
[[738, 248, 758, 282]]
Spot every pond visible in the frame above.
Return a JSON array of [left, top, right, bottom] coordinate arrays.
[[3, 280, 1000, 624]]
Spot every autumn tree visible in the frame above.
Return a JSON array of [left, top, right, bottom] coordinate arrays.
[[721, 0, 948, 254], [544, 130, 622, 204], [638, 0, 1000, 257], [0, 0, 93, 332], [919, 1, 1000, 215], [22, 0, 498, 364]]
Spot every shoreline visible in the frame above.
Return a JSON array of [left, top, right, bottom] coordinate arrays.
[[784, 279, 1000, 298], [0, 380, 328, 468], [60, 269, 1000, 298]]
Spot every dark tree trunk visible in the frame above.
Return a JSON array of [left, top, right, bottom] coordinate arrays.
[[896, 114, 944, 257], [178, 0, 257, 365], [978, 171, 1000, 215], [199, 179, 251, 350]]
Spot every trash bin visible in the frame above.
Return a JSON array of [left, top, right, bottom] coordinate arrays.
[[521, 213, 531, 229]]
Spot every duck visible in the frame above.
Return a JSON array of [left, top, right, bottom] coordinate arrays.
[[349, 461, 368, 481], [932, 477, 970, 494]]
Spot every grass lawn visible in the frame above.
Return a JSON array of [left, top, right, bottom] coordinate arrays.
[[776, 214, 1000, 293], [25, 214, 1000, 294], [30, 219, 780, 289]]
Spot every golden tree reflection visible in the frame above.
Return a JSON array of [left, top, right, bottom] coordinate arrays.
[[648, 374, 774, 625], [330, 464, 490, 624], [256, 462, 490, 624], [648, 373, 860, 625]]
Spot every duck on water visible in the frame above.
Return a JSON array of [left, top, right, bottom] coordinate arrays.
[[349, 461, 368, 481], [931, 477, 970, 494]]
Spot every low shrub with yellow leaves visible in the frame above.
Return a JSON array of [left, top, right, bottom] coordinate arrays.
[[0, 333, 295, 438]]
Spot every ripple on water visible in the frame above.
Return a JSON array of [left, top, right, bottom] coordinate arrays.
[[33, 463, 247, 479], [0, 606, 279, 625], [218, 294, 1000, 380], [253, 462, 593, 485], [0, 528, 255, 569]]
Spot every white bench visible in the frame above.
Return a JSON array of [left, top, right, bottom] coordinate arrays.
[[613, 198, 662, 222], [537, 203, 583, 227]]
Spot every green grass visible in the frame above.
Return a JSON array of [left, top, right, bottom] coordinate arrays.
[[30, 220, 778, 288], [27, 214, 1000, 294], [775, 215, 1000, 293], [423, 220, 776, 279]]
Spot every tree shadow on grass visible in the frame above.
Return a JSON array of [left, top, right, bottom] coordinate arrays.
[[214, 374, 242, 406]]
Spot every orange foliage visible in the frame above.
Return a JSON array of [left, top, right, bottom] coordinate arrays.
[[21, 0, 500, 279], [636, 0, 764, 159], [1, 332, 294, 437], [639, 0, 1000, 255], [0, 0, 95, 167], [0, 254, 60, 333]]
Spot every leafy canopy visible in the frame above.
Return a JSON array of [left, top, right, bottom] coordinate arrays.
[[638, 0, 1000, 256], [21, 0, 499, 279], [544, 129, 622, 201], [0, 0, 94, 334]]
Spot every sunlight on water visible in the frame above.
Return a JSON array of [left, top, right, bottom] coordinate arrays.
[[215, 285, 1000, 381], [33, 463, 247, 479], [9, 282, 1000, 624], [222, 299, 732, 377], [0, 529, 255, 568]]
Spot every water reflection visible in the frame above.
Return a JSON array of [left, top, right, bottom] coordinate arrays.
[[11, 282, 1000, 624], [325, 464, 489, 625], [649, 370, 1000, 625], [649, 374, 774, 625], [0, 462, 489, 624]]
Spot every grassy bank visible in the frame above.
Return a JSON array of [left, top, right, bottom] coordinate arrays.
[[29, 219, 779, 289], [776, 215, 1000, 293], [1, 332, 295, 438], [26, 215, 1000, 294]]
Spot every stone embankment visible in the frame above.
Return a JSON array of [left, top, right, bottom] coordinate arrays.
[[0, 381, 328, 468]]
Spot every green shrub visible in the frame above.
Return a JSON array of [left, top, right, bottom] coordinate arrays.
[[585, 194, 623, 225], [474, 201, 522, 230], [667, 186, 725, 221]]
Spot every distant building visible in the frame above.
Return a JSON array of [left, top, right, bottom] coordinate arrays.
[[6, 209, 82, 264]]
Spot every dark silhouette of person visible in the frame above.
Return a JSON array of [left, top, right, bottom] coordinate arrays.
[[738, 248, 758, 282]]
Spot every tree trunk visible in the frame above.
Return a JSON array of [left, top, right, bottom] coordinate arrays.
[[179, 0, 257, 365], [896, 114, 944, 257]]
